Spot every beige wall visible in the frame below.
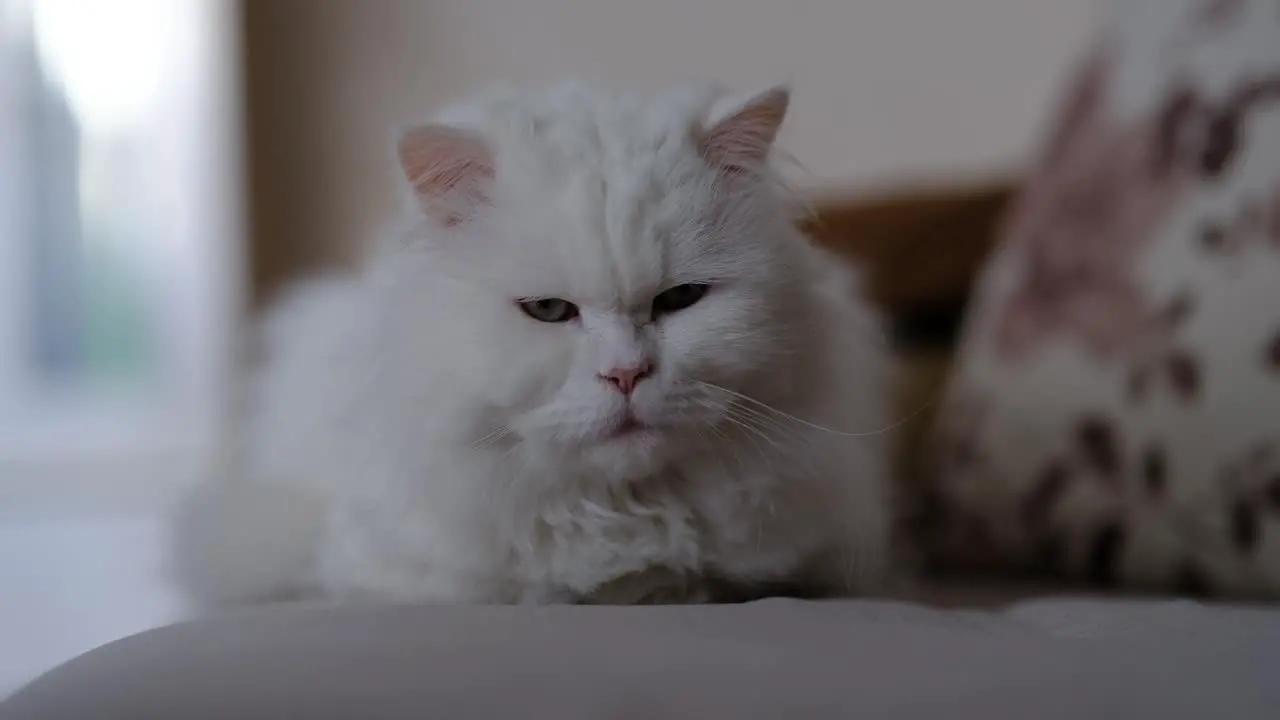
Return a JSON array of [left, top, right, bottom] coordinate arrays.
[[244, 0, 1096, 301]]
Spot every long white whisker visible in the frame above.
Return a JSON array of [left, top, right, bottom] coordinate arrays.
[[726, 400, 896, 474], [725, 402, 813, 448], [725, 410, 788, 452], [696, 380, 932, 438], [471, 425, 513, 449], [721, 402, 808, 457], [669, 409, 722, 457], [700, 417, 752, 474], [721, 405, 824, 477], [720, 412, 778, 476]]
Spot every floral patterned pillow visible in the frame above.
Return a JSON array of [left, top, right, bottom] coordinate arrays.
[[927, 0, 1280, 598]]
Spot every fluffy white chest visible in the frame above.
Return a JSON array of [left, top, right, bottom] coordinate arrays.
[[311, 447, 825, 604], [313, 463, 713, 603]]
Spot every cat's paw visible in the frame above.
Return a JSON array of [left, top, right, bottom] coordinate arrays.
[[580, 567, 713, 605]]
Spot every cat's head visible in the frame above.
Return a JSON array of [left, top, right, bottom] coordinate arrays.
[[392, 82, 818, 480]]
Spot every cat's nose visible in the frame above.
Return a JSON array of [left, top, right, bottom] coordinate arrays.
[[599, 363, 653, 396]]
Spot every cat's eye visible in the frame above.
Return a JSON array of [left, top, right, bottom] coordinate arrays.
[[518, 297, 579, 323], [651, 283, 710, 317]]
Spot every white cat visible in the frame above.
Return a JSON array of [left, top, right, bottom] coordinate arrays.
[[172, 81, 894, 606]]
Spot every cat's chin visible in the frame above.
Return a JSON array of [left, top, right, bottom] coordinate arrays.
[[576, 426, 671, 480]]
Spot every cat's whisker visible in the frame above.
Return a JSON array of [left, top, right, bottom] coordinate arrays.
[[491, 451, 539, 524], [696, 380, 931, 438], [470, 425, 514, 450], [729, 400, 888, 468], [718, 403, 795, 452], [668, 409, 719, 456], [717, 401, 816, 458], [719, 412, 778, 475], [725, 402, 813, 448], [724, 413, 785, 452], [703, 420, 733, 447], [685, 397, 823, 479], [692, 416, 755, 474], [724, 407, 825, 476]]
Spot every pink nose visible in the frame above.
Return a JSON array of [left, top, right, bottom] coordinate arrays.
[[600, 363, 652, 396]]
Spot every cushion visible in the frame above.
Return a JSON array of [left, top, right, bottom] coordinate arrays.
[[926, 0, 1280, 597], [5, 598, 1280, 718]]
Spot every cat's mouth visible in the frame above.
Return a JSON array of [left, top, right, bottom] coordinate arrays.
[[602, 413, 659, 442], [612, 417, 646, 436]]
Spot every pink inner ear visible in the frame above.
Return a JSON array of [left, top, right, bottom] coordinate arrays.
[[700, 87, 790, 175], [398, 125, 494, 227]]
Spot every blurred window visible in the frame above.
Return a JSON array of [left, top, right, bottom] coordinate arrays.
[[0, 0, 238, 475]]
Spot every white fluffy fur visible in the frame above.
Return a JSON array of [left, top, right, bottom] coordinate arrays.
[[172, 81, 894, 606]]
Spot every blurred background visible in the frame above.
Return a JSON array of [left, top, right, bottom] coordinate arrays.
[[0, 0, 1095, 695]]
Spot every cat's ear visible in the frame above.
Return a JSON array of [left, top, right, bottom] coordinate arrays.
[[397, 124, 494, 227], [700, 86, 790, 175]]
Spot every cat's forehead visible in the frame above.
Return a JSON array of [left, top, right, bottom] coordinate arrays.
[[480, 96, 724, 304], [491, 159, 715, 306]]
